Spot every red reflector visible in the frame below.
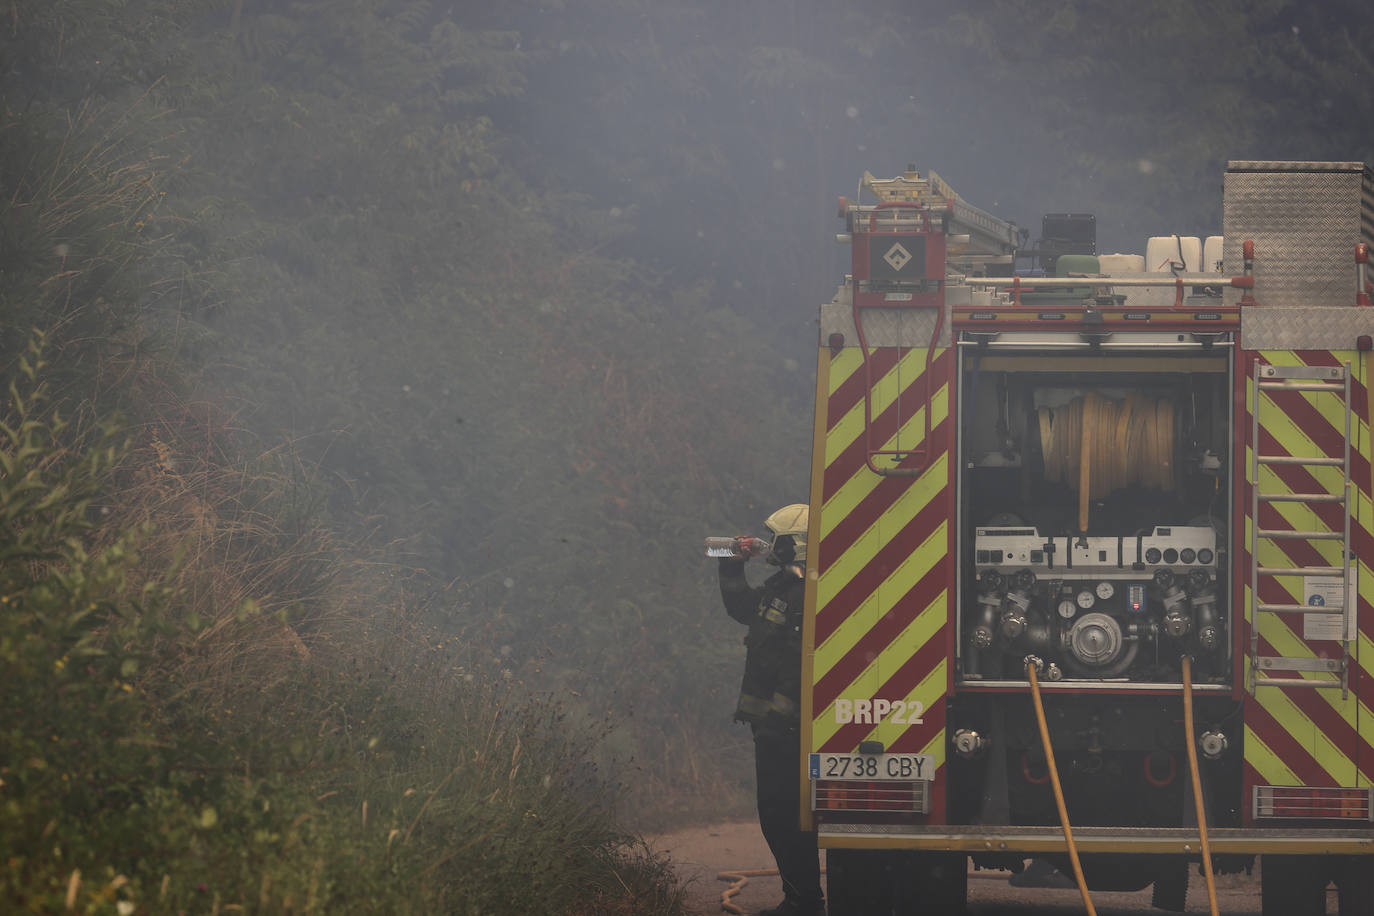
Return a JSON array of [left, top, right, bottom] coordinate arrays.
[[813, 779, 928, 814], [1254, 786, 1373, 821]]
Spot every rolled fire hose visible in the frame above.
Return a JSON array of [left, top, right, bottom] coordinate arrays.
[[1027, 659, 1098, 915], [1181, 655, 1220, 916], [1038, 395, 1175, 531]]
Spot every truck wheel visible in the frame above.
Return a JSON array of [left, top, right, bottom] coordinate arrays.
[[1150, 857, 1188, 912], [1261, 854, 1327, 916], [826, 848, 896, 916], [899, 851, 968, 915], [1335, 854, 1373, 916]]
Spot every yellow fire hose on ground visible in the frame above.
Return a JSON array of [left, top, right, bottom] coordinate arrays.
[[1027, 658, 1098, 915], [717, 868, 777, 915], [716, 867, 828, 915], [1181, 655, 1220, 916]]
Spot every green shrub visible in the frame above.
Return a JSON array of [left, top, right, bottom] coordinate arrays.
[[1, 336, 686, 913]]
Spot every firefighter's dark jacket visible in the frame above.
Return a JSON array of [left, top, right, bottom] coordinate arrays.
[[719, 557, 805, 731]]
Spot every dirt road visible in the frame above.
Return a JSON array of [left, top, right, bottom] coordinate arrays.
[[648, 820, 802, 915], [648, 822, 1283, 915]]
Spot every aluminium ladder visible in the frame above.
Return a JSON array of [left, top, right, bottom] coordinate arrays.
[[1248, 361, 1353, 698]]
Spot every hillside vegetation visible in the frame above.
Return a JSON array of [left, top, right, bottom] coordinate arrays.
[[0, 100, 683, 916]]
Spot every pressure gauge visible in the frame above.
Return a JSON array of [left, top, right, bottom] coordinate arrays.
[[1095, 580, 1115, 601], [1076, 590, 1095, 609], [1057, 599, 1077, 619]]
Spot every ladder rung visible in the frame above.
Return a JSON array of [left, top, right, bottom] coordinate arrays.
[[1257, 455, 1344, 467], [1256, 566, 1345, 577], [1257, 529, 1344, 540], [1256, 603, 1345, 614], [1258, 366, 1346, 381], [1256, 656, 1344, 673], [1258, 381, 1346, 392], [1258, 492, 1345, 503], [1254, 675, 1345, 690]]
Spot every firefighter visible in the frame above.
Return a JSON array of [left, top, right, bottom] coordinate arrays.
[[718, 503, 824, 916]]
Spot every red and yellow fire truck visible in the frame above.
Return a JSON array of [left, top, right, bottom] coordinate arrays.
[[801, 161, 1374, 914]]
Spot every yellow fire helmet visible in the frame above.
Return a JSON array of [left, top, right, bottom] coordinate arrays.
[[764, 503, 810, 564]]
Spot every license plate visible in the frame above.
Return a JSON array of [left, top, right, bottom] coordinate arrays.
[[809, 753, 933, 781]]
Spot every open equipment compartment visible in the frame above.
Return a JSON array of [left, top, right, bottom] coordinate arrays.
[[955, 334, 1235, 688]]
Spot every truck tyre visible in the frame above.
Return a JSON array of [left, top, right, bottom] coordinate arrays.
[[1261, 854, 1327, 916], [826, 848, 897, 916], [898, 851, 968, 915], [1150, 857, 1188, 912], [1335, 854, 1373, 916]]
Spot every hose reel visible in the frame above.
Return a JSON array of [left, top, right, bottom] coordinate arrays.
[[1037, 393, 1177, 530]]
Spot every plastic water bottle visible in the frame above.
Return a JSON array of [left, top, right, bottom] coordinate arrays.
[[704, 536, 770, 559]]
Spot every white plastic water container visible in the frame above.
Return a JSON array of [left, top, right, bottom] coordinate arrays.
[[1203, 236, 1224, 272], [1145, 235, 1201, 273], [1098, 253, 1147, 305], [1128, 273, 1182, 306], [1097, 253, 1145, 275]]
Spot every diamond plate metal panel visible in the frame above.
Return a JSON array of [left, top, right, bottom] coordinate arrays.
[[1241, 306, 1374, 350], [1222, 161, 1374, 308], [820, 286, 953, 347]]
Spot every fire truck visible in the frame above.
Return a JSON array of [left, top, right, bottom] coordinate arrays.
[[801, 161, 1374, 915]]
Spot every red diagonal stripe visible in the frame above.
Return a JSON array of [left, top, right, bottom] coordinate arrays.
[[1259, 387, 1346, 462], [1257, 378, 1371, 500], [817, 631, 948, 754], [818, 418, 950, 575], [1245, 697, 1333, 786], [1256, 635, 1374, 783], [1250, 458, 1373, 642], [889, 697, 945, 754], [814, 558, 949, 709], [823, 349, 951, 498], [815, 497, 950, 643], [1255, 430, 1346, 532], [827, 347, 900, 432], [1256, 505, 1339, 570]]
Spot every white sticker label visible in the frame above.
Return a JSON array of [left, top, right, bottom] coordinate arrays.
[[1302, 569, 1357, 641]]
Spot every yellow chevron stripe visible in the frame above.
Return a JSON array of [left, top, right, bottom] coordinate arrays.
[[817, 456, 947, 616], [1256, 396, 1346, 501], [1263, 352, 1365, 444], [873, 650, 948, 755], [1247, 350, 1366, 786], [814, 521, 946, 672], [827, 347, 863, 388], [825, 349, 945, 462], [1245, 724, 1301, 785], [1360, 585, 1374, 689], [1355, 353, 1372, 767], [818, 403, 950, 554], [812, 589, 879, 688], [1254, 687, 1325, 775], [810, 613, 947, 750], [919, 722, 947, 772], [809, 345, 952, 760], [1313, 724, 1358, 784]]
